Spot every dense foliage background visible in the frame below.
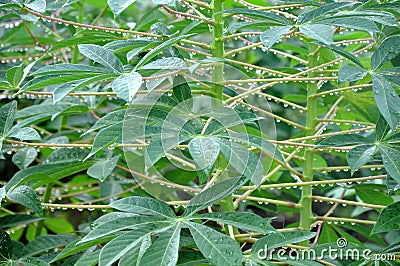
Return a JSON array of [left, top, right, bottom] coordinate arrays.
[[0, 0, 400, 265]]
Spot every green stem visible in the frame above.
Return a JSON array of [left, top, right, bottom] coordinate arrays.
[[220, 195, 240, 235], [72, 0, 85, 64], [59, 116, 68, 132], [91, 5, 108, 26], [35, 182, 54, 237], [211, 0, 224, 100], [211, 0, 238, 235], [299, 43, 319, 246]]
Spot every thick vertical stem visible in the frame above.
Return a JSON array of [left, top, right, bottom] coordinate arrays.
[[211, 0, 224, 100], [211, 0, 237, 235], [72, 0, 85, 64], [35, 182, 54, 237], [299, 43, 319, 245]]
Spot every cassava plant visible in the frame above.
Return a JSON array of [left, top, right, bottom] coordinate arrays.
[[0, 0, 400, 265]]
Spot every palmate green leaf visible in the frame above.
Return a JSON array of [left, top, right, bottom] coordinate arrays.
[[74, 249, 100, 266], [32, 64, 110, 75], [0, 214, 42, 228], [0, 2, 22, 10], [385, 132, 400, 145], [376, 115, 390, 142], [172, 75, 192, 103], [372, 201, 400, 234], [99, 180, 122, 205], [87, 123, 122, 158], [355, 186, 393, 206], [20, 73, 98, 93], [135, 35, 189, 70], [343, 91, 379, 122], [251, 231, 316, 254], [6, 185, 43, 216], [53, 74, 117, 103], [176, 251, 208, 266], [335, 11, 397, 26], [85, 109, 150, 158], [47, 148, 88, 163], [297, 1, 357, 24], [13, 257, 50, 266], [260, 26, 292, 50], [5, 161, 95, 192], [23, 234, 77, 257], [338, 65, 367, 83], [184, 176, 245, 216], [118, 235, 151, 266], [127, 41, 162, 61], [316, 42, 364, 68], [227, 21, 272, 33], [44, 218, 74, 234], [386, 174, 400, 194], [88, 110, 166, 155], [141, 57, 187, 71], [51, 237, 114, 262], [99, 230, 153, 266], [299, 24, 333, 45], [105, 39, 154, 52], [317, 10, 396, 28], [78, 44, 124, 74], [145, 136, 193, 169], [194, 212, 275, 234], [346, 145, 377, 176], [315, 134, 372, 148], [0, 81, 13, 90], [0, 101, 17, 151], [224, 8, 291, 26], [6, 63, 23, 87], [0, 229, 13, 260], [379, 144, 400, 184], [85, 109, 125, 134], [87, 155, 120, 181], [318, 16, 379, 32], [140, 224, 181, 266], [12, 148, 37, 169], [380, 67, 400, 87], [187, 222, 242, 266], [81, 216, 171, 243], [371, 35, 400, 70], [151, 22, 172, 36], [8, 127, 41, 141], [188, 136, 220, 177], [150, 74, 175, 92], [227, 133, 285, 163], [111, 71, 143, 102], [203, 110, 261, 136], [318, 223, 338, 245], [368, 1, 400, 10], [372, 75, 400, 131], [107, 0, 136, 16], [15, 100, 78, 120], [25, 0, 46, 13], [110, 196, 176, 218], [217, 138, 264, 186]]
